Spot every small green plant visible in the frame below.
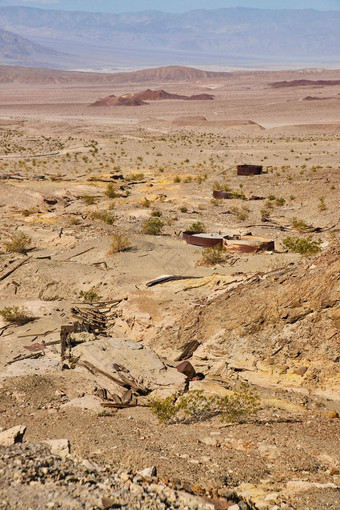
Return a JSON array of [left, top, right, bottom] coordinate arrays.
[[105, 184, 119, 199], [318, 196, 327, 211], [180, 206, 188, 213], [109, 233, 131, 254], [82, 195, 98, 205], [90, 211, 116, 225], [189, 221, 206, 233], [197, 245, 228, 266], [282, 236, 322, 256], [126, 173, 145, 182], [275, 197, 286, 207], [79, 288, 102, 303], [149, 385, 260, 425], [173, 176, 181, 183], [151, 210, 162, 217], [142, 217, 164, 235], [0, 306, 35, 325], [291, 218, 310, 233], [5, 232, 32, 254]]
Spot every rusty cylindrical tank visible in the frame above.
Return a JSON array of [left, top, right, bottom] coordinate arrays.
[[237, 164, 262, 176]]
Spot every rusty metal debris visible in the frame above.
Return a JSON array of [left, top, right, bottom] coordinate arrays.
[[182, 231, 225, 247], [237, 164, 263, 176], [176, 360, 196, 380], [223, 235, 274, 253], [24, 343, 46, 353], [146, 275, 202, 287], [212, 190, 233, 199]]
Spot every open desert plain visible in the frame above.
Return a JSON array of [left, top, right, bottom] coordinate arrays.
[[0, 64, 339, 510]]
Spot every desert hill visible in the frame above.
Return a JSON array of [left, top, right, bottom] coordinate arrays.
[[90, 89, 215, 107], [153, 245, 340, 400], [271, 79, 340, 88], [0, 64, 229, 85]]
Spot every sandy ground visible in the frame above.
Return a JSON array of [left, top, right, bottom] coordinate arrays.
[[0, 67, 339, 510]]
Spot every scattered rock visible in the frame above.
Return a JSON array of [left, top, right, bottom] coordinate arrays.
[[41, 438, 70, 458], [137, 465, 157, 478], [0, 425, 26, 446]]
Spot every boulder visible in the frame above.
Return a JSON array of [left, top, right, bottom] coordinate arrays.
[[0, 425, 26, 446]]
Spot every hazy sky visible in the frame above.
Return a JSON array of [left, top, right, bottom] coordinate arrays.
[[0, 0, 339, 12]]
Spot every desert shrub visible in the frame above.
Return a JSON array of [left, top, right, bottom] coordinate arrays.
[[82, 195, 98, 205], [109, 233, 130, 254], [105, 184, 119, 199], [126, 173, 144, 182], [189, 221, 206, 233], [173, 175, 181, 183], [142, 217, 164, 235], [282, 236, 322, 256], [79, 288, 102, 303], [291, 218, 310, 233], [180, 206, 188, 213], [5, 232, 32, 254], [197, 246, 228, 266], [90, 211, 116, 225], [275, 197, 286, 207], [151, 210, 162, 217], [149, 385, 260, 425], [0, 306, 35, 325], [318, 196, 327, 211]]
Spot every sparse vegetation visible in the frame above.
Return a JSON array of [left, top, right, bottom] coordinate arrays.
[[5, 232, 32, 254], [197, 245, 229, 266], [142, 217, 164, 235], [90, 211, 116, 224], [82, 195, 98, 205], [79, 288, 102, 303], [0, 306, 35, 325], [282, 236, 322, 256], [149, 385, 260, 425], [105, 184, 119, 199], [291, 218, 310, 233], [109, 233, 131, 254], [188, 221, 206, 233]]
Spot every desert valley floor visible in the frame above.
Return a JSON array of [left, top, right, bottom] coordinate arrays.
[[0, 65, 339, 510]]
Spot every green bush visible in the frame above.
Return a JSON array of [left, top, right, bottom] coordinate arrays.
[[79, 288, 102, 303], [291, 218, 310, 233], [142, 217, 164, 235], [197, 246, 228, 266], [90, 211, 116, 225], [149, 385, 260, 425], [82, 195, 98, 205], [105, 184, 119, 199], [109, 233, 131, 254], [5, 232, 32, 254], [282, 236, 322, 256], [0, 306, 35, 325], [189, 221, 206, 233]]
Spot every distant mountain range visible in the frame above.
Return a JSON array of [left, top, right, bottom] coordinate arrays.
[[0, 6, 339, 69]]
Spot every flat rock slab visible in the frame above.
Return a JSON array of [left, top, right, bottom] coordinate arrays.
[[73, 337, 186, 395]]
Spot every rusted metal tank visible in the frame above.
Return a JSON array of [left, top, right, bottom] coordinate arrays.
[[212, 190, 233, 199], [223, 234, 274, 253], [183, 231, 225, 247], [237, 164, 262, 176]]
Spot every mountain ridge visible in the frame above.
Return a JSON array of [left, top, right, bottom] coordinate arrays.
[[0, 6, 339, 69]]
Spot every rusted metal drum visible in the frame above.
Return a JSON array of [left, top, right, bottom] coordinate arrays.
[[183, 231, 225, 247], [212, 190, 232, 199], [237, 164, 262, 176], [223, 235, 274, 253]]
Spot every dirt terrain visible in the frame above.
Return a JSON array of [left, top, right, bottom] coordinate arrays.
[[0, 66, 339, 510]]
